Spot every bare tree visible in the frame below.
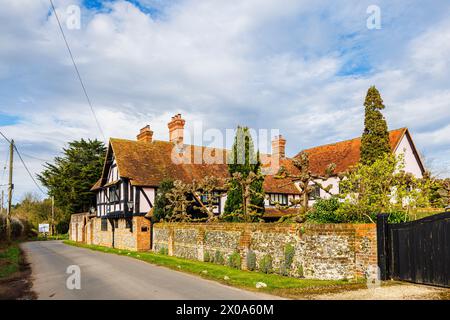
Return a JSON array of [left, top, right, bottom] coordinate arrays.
[[165, 177, 226, 222], [275, 152, 336, 219], [165, 180, 194, 222], [191, 176, 225, 222]]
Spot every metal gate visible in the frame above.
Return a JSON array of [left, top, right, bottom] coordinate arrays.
[[377, 212, 450, 288]]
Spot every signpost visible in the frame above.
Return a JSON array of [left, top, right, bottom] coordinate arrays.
[[39, 223, 50, 237]]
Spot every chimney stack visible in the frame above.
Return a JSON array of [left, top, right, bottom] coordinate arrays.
[[137, 125, 153, 143], [272, 135, 286, 159], [168, 113, 185, 144]]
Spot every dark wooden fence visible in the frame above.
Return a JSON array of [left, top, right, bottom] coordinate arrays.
[[377, 212, 450, 288]]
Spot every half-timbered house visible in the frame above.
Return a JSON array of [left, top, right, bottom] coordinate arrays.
[[71, 114, 425, 251]]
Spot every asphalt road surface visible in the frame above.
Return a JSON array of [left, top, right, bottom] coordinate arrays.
[[21, 241, 278, 300]]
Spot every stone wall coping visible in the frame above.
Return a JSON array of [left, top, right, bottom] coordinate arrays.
[[153, 222, 375, 230]]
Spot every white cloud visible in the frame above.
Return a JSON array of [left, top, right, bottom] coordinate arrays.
[[0, 0, 450, 200]]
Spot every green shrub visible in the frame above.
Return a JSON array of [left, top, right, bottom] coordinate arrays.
[[281, 244, 295, 275], [297, 264, 304, 278], [158, 247, 168, 255], [227, 251, 241, 269], [214, 250, 224, 265], [387, 210, 409, 223], [246, 250, 257, 271], [259, 254, 273, 274], [203, 251, 211, 262], [307, 197, 344, 223]]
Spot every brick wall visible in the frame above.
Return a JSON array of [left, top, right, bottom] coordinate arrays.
[[71, 216, 152, 251], [152, 222, 377, 280], [69, 213, 88, 242]]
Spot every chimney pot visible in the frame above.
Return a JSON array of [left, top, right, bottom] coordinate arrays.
[[168, 113, 186, 144], [272, 135, 286, 159], [137, 125, 153, 142]]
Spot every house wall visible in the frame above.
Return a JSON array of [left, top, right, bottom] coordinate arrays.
[[139, 187, 155, 213], [152, 222, 377, 280], [395, 135, 423, 178], [84, 216, 152, 251], [69, 213, 88, 242]]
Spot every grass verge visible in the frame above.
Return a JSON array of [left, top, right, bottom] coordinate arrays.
[[63, 240, 366, 298], [0, 241, 35, 299], [0, 242, 21, 279]]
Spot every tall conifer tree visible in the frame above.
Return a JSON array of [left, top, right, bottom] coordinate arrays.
[[360, 86, 390, 165], [224, 126, 264, 219]]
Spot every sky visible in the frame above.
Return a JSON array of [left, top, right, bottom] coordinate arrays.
[[1, 0, 450, 202]]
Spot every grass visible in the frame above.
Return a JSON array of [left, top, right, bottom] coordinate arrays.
[[0, 242, 21, 279], [63, 240, 365, 298]]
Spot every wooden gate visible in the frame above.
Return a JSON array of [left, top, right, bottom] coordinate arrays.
[[377, 212, 450, 288]]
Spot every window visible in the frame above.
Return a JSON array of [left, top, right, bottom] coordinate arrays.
[[113, 219, 119, 229], [101, 219, 108, 231], [109, 185, 119, 203], [269, 193, 288, 206], [309, 185, 321, 200], [126, 219, 133, 232], [200, 192, 220, 206]]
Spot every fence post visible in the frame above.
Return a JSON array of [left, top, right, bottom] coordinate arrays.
[[376, 214, 389, 280]]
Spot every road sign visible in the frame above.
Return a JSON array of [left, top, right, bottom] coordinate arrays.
[[39, 223, 50, 233]]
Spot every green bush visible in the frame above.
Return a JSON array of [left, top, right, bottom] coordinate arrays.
[[214, 250, 224, 265], [281, 244, 295, 275], [158, 247, 168, 255], [246, 250, 257, 271], [259, 254, 273, 274], [307, 197, 345, 223], [387, 210, 409, 223], [227, 251, 241, 269], [153, 179, 175, 222], [204, 251, 211, 262], [297, 264, 304, 277]]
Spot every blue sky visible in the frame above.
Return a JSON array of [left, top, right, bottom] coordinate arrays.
[[1, 0, 450, 202]]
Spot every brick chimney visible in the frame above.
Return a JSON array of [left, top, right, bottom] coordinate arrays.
[[168, 114, 185, 144], [272, 135, 286, 159], [137, 125, 153, 143]]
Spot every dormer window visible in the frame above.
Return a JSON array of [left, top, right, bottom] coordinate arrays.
[[269, 193, 288, 206]]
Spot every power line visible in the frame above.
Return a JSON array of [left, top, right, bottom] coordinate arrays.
[[0, 131, 11, 144], [13, 144, 47, 196], [0, 151, 8, 185], [0, 130, 47, 196], [48, 0, 106, 142], [19, 152, 50, 163]]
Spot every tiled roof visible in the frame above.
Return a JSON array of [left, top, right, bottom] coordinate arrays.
[[92, 138, 301, 194], [296, 128, 407, 175], [263, 207, 299, 218], [91, 128, 411, 194]]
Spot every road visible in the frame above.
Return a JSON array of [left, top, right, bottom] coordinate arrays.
[[21, 241, 278, 300]]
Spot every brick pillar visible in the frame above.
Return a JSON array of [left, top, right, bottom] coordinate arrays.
[[168, 227, 175, 256], [197, 227, 205, 262], [239, 228, 252, 270]]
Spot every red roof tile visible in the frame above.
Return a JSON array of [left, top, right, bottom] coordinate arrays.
[[296, 128, 407, 175]]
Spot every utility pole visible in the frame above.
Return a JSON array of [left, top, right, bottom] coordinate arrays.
[[51, 195, 55, 236], [1, 190, 3, 215], [6, 139, 14, 242]]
